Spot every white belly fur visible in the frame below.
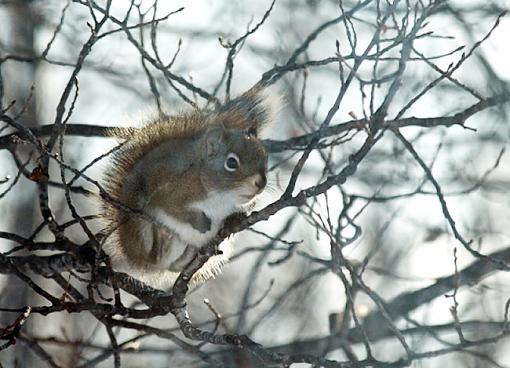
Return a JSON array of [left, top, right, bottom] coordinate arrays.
[[153, 189, 241, 246], [108, 237, 235, 290], [108, 189, 245, 289]]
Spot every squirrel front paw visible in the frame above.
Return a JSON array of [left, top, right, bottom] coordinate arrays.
[[191, 211, 212, 233]]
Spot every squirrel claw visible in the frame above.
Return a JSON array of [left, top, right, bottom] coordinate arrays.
[[223, 211, 247, 229]]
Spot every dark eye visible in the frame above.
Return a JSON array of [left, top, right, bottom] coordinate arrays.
[[224, 153, 240, 172]]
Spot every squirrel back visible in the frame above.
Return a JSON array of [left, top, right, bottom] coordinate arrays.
[[101, 87, 280, 288]]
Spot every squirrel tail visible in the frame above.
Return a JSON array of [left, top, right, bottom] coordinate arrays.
[[219, 86, 282, 135]]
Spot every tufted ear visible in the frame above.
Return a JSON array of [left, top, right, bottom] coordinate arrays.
[[247, 124, 257, 137], [220, 87, 282, 135], [202, 124, 226, 157]]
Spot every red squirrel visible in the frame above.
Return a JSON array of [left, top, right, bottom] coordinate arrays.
[[102, 87, 280, 287]]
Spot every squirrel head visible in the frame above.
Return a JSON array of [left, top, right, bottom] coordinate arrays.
[[199, 123, 267, 202]]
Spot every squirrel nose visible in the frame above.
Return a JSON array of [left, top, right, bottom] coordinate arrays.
[[254, 173, 267, 190]]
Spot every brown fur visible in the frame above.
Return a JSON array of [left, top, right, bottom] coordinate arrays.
[[101, 88, 279, 287]]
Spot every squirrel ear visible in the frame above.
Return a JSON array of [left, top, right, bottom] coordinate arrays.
[[203, 124, 226, 157], [220, 86, 282, 135], [247, 125, 257, 136]]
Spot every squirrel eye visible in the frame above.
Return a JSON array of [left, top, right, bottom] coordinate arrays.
[[224, 153, 240, 172]]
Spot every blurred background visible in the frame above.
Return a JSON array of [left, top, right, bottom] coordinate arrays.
[[1, 0, 510, 367]]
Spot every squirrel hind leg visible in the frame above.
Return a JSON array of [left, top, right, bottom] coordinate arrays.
[[110, 216, 153, 268]]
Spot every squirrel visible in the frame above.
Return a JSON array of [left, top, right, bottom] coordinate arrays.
[[101, 87, 280, 288]]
